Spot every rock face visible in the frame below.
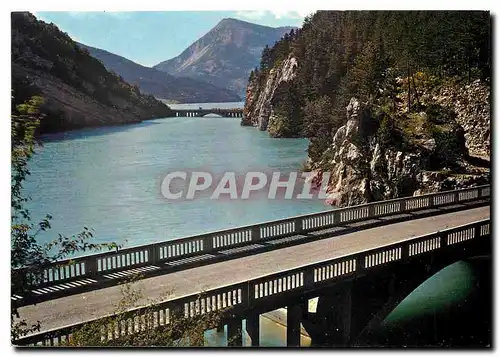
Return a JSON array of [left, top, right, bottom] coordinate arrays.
[[436, 79, 490, 157], [154, 18, 295, 96], [11, 12, 172, 133], [242, 55, 298, 130], [78, 43, 241, 103], [313, 98, 489, 207]]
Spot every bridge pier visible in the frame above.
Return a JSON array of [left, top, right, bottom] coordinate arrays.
[[287, 300, 306, 347], [227, 319, 242, 347], [303, 251, 461, 346], [246, 313, 260, 346]]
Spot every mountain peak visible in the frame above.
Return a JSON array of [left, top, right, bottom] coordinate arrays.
[[153, 18, 297, 96], [215, 17, 291, 30]]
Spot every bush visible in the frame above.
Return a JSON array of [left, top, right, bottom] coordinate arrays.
[[430, 127, 465, 169], [424, 103, 456, 124]]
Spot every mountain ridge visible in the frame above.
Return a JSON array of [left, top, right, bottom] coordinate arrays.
[[11, 12, 173, 133], [77, 42, 241, 103], [153, 17, 297, 96]]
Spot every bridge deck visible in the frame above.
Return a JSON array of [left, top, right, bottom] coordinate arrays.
[[19, 205, 490, 333]]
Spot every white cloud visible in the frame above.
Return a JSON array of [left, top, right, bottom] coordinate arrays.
[[235, 10, 267, 20], [235, 9, 313, 22]]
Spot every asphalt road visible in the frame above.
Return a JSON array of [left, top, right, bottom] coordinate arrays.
[[18, 205, 490, 333]]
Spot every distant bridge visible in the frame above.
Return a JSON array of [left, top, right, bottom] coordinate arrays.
[[171, 108, 244, 118], [13, 186, 491, 346]]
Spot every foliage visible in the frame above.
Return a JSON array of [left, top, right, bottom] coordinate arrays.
[[303, 96, 340, 162], [11, 12, 173, 133], [429, 126, 466, 169], [63, 276, 225, 347], [376, 114, 395, 148], [11, 96, 120, 341], [268, 81, 303, 137], [248, 10, 490, 164]]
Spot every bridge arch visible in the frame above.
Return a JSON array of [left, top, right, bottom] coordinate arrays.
[[171, 109, 244, 118], [354, 256, 491, 346], [301, 236, 491, 347]]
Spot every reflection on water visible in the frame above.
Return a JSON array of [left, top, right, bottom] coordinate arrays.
[[204, 315, 311, 347]]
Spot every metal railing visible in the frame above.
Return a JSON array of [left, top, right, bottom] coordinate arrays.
[[13, 185, 490, 300], [14, 218, 491, 346]]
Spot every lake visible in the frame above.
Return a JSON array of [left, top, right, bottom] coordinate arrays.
[[22, 103, 490, 346]]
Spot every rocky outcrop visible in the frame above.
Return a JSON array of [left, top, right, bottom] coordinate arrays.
[[243, 56, 298, 131], [435, 79, 490, 157], [312, 98, 489, 207]]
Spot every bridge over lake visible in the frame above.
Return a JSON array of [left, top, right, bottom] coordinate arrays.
[[13, 185, 491, 346], [171, 108, 243, 118]]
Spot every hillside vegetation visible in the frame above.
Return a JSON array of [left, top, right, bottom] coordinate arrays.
[[12, 12, 173, 133], [78, 42, 241, 103], [245, 11, 490, 205]]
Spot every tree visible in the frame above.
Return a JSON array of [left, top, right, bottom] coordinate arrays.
[[11, 95, 119, 342], [259, 45, 272, 72], [11, 96, 226, 346], [62, 278, 225, 347]]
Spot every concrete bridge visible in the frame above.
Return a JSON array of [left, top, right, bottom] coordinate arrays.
[[13, 186, 491, 346], [171, 108, 243, 118]]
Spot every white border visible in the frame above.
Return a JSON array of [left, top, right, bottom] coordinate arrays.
[[1, 0, 498, 355]]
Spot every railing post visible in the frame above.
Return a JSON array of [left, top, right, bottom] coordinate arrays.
[[367, 203, 375, 218], [356, 254, 365, 272], [203, 235, 213, 253], [333, 210, 341, 225], [86, 256, 98, 278], [251, 226, 261, 242], [439, 230, 448, 248], [149, 245, 160, 265], [401, 241, 410, 259], [474, 222, 481, 239], [294, 218, 303, 234], [243, 282, 252, 308], [304, 268, 315, 289], [402, 198, 409, 212], [429, 194, 435, 208]]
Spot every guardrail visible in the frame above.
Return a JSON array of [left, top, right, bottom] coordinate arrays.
[[14, 218, 491, 346], [13, 185, 490, 301]]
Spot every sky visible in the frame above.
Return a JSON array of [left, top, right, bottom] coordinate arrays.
[[34, 11, 307, 67]]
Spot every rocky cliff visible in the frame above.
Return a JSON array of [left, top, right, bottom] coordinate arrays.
[[435, 79, 490, 157], [242, 55, 298, 131], [241, 11, 491, 207], [308, 97, 489, 207], [12, 12, 172, 133]]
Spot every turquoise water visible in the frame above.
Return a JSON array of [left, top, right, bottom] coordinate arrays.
[[21, 107, 489, 346], [23, 115, 330, 249]]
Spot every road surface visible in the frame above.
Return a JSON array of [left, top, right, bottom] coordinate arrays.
[[18, 205, 490, 333]]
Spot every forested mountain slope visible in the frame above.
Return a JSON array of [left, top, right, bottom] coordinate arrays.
[[12, 12, 173, 133], [244, 11, 490, 206], [78, 43, 241, 103]]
